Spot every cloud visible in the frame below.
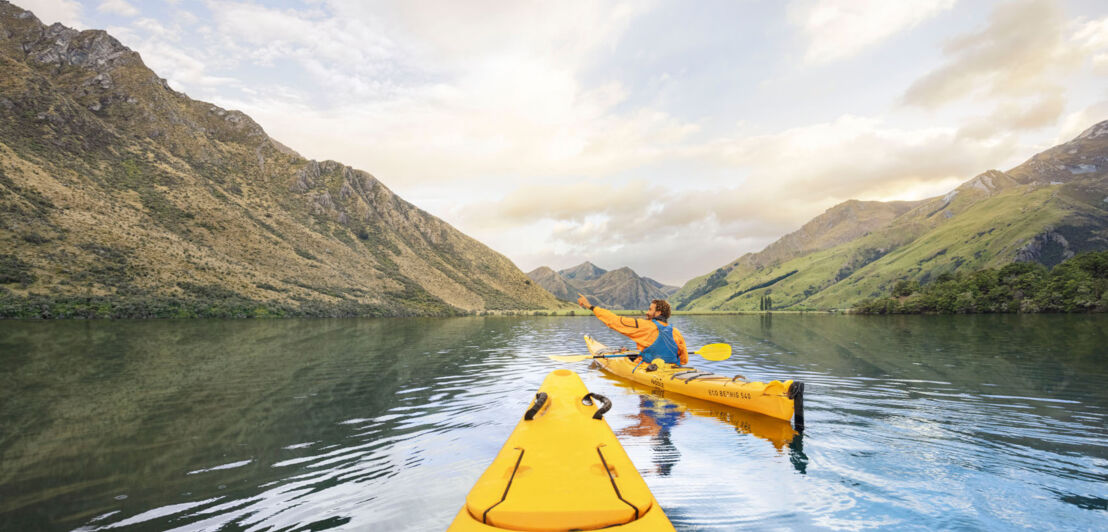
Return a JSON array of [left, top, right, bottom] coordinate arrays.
[[700, 116, 1018, 209], [1054, 98, 1108, 144], [184, 1, 697, 184], [790, 0, 955, 64], [957, 91, 1067, 139], [458, 115, 1022, 283], [1073, 15, 1108, 75], [323, 0, 645, 69], [17, 0, 83, 27], [902, 0, 1082, 107], [203, 1, 396, 85], [137, 40, 240, 89], [98, 0, 138, 17]]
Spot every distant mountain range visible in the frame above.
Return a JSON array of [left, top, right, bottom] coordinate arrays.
[[0, 2, 568, 316], [527, 262, 679, 310], [674, 121, 1108, 311]]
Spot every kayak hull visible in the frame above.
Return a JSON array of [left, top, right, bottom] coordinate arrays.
[[602, 374, 799, 450], [448, 369, 675, 531], [586, 335, 800, 423]]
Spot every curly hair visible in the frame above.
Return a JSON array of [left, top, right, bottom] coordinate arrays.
[[651, 299, 671, 321]]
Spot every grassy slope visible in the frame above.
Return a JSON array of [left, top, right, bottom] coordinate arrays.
[[675, 121, 1108, 312], [681, 184, 1082, 311]]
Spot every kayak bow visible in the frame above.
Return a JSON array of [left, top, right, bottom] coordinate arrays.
[[448, 369, 674, 531]]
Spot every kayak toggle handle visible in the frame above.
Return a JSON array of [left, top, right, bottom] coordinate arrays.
[[788, 382, 805, 432], [524, 392, 548, 421], [581, 392, 612, 420]]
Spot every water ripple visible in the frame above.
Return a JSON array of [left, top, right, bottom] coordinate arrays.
[[0, 316, 1104, 531]]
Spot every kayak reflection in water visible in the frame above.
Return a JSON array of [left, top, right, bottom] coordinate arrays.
[[620, 395, 685, 476], [576, 294, 689, 366]]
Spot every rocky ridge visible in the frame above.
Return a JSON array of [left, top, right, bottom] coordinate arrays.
[[527, 261, 679, 310], [0, 2, 568, 317]]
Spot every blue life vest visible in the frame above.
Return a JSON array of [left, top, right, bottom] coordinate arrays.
[[639, 319, 680, 365]]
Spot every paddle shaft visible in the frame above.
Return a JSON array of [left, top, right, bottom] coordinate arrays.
[[549, 343, 731, 363]]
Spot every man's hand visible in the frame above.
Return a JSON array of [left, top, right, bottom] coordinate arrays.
[[577, 293, 592, 309]]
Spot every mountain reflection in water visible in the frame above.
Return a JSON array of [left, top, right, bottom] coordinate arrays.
[[0, 314, 1104, 530]]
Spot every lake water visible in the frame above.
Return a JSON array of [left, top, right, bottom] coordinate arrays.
[[0, 314, 1105, 531]]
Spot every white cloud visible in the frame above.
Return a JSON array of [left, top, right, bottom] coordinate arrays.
[[185, 1, 696, 184], [203, 1, 398, 88], [173, 8, 198, 26], [1054, 99, 1108, 144], [1073, 15, 1108, 75], [790, 0, 956, 64], [957, 91, 1067, 139], [17, 0, 83, 27], [456, 115, 1024, 283], [133, 39, 240, 89], [902, 0, 1085, 107], [98, 0, 138, 17], [324, 0, 645, 69], [699, 116, 1018, 210]]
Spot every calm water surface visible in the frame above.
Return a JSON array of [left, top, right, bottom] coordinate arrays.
[[0, 315, 1105, 531]]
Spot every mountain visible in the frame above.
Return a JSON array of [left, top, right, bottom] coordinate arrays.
[[527, 262, 680, 310], [558, 261, 607, 282], [524, 266, 578, 301], [674, 121, 1108, 311], [0, 2, 568, 317]]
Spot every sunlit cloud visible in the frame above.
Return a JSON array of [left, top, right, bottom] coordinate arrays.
[[1055, 98, 1108, 144], [957, 91, 1067, 139], [97, 0, 136, 17], [456, 115, 1022, 283], [16, 0, 83, 27], [902, 0, 1082, 107], [790, 0, 956, 64]]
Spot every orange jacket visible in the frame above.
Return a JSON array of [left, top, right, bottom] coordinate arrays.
[[592, 307, 689, 365]]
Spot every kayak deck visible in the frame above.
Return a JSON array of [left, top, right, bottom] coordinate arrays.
[[448, 369, 674, 531], [585, 335, 804, 426]]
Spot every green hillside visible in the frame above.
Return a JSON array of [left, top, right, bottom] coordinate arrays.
[[675, 123, 1108, 311]]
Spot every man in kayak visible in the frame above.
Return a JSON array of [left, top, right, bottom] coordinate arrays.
[[576, 293, 689, 365]]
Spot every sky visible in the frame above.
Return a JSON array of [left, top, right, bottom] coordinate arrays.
[[18, 0, 1108, 285]]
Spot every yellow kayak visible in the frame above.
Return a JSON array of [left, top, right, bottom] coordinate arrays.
[[586, 335, 804, 426], [448, 369, 674, 531], [604, 374, 799, 451]]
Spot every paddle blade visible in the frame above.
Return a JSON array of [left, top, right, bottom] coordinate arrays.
[[548, 354, 593, 362], [694, 343, 732, 361]]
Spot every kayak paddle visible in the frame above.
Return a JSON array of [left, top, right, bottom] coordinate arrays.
[[548, 343, 732, 363]]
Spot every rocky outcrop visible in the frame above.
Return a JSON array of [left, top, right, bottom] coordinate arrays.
[[25, 24, 137, 70], [1015, 230, 1075, 266]]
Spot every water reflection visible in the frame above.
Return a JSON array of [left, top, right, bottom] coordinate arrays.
[[0, 314, 1104, 531], [605, 376, 798, 450], [605, 374, 806, 478], [619, 395, 684, 477]]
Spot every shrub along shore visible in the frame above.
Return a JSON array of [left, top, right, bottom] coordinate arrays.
[[853, 251, 1108, 314], [6, 251, 1105, 318]]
